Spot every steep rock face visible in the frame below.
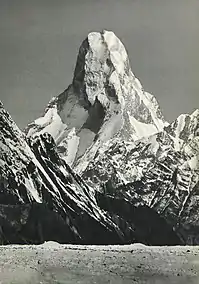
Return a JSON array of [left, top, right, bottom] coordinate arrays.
[[178, 181, 199, 244], [0, 102, 124, 244], [25, 30, 167, 172], [0, 102, 42, 204], [95, 192, 182, 245]]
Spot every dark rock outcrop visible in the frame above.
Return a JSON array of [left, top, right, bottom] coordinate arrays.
[[96, 192, 182, 245]]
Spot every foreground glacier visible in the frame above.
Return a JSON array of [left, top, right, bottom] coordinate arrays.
[[0, 30, 198, 245], [0, 242, 199, 283]]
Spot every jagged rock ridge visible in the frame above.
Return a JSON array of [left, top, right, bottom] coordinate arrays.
[[0, 102, 122, 244], [0, 102, 180, 245]]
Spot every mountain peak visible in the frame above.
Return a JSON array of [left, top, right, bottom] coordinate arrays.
[[71, 30, 129, 109], [26, 30, 167, 170], [87, 30, 130, 76]]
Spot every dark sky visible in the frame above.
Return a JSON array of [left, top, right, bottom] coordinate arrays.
[[0, 0, 199, 129]]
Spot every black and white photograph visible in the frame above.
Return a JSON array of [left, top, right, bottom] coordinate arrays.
[[0, 1, 199, 283]]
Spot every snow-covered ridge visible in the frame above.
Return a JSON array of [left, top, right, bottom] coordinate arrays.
[[164, 109, 199, 151], [0, 102, 42, 203], [25, 30, 167, 171]]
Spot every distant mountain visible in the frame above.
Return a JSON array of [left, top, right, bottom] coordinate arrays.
[[0, 31, 198, 245]]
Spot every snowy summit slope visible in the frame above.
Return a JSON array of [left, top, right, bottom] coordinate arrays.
[[25, 30, 167, 172]]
